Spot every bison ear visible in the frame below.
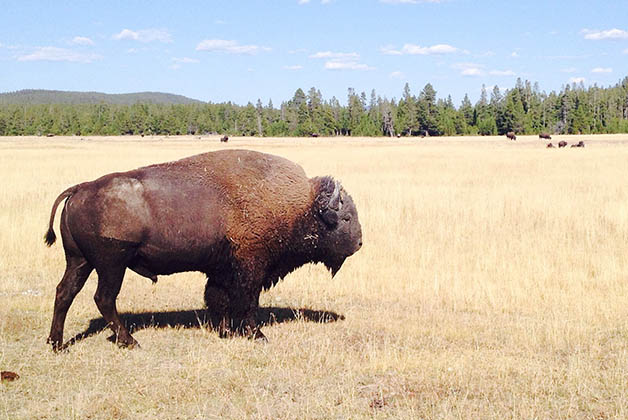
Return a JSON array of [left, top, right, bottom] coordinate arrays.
[[314, 177, 341, 228]]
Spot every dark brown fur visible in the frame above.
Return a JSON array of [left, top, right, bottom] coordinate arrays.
[[506, 131, 516, 141], [558, 140, 568, 148], [220, 135, 229, 142], [44, 150, 362, 350], [539, 133, 551, 140], [571, 141, 585, 148], [546, 143, 554, 148]]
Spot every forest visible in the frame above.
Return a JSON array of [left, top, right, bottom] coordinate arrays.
[[1, 77, 628, 137]]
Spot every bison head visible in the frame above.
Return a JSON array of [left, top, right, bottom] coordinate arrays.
[[313, 177, 362, 276]]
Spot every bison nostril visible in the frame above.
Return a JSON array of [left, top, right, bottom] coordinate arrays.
[[358, 241, 363, 248]]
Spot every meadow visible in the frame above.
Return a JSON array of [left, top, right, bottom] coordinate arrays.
[[1, 134, 628, 419]]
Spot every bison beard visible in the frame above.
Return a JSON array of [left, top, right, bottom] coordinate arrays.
[[44, 149, 362, 350]]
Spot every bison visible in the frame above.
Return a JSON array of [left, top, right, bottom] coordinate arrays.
[[220, 135, 229, 142], [506, 131, 516, 141], [44, 150, 363, 350], [558, 140, 568, 148], [546, 143, 554, 148], [571, 140, 585, 148], [539, 133, 552, 140]]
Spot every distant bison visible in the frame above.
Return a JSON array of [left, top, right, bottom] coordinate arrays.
[[310, 133, 320, 138], [44, 150, 362, 350], [558, 141, 568, 148], [220, 135, 229, 142], [539, 133, 552, 140], [546, 143, 554, 148], [571, 141, 585, 148], [506, 131, 516, 141]]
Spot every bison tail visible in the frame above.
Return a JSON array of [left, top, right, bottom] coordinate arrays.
[[44, 185, 79, 247], [44, 228, 56, 247]]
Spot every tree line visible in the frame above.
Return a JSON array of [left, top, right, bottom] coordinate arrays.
[[1, 77, 628, 137]]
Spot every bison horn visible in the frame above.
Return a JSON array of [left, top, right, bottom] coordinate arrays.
[[319, 179, 341, 227], [328, 181, 342, 211]]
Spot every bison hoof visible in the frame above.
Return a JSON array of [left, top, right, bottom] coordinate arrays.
[[249, 328, 268, 342], [47, 336, 64, 352], [117, 339, 140, 349]]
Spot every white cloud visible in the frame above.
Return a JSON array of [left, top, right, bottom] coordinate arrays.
[[381, 43, 458, 55], [591, 67, 612, 73], [310, 51, 372, 70], [569, 77, 586, 84], [489, 69, 516, 76], [389, 71, 404, 79], [309, 51, 359, 59], [624, 49, 628, 54], [324, 61, 373, 70], [70, 36, 94, 46], [583, 28, 628, 40], [298, 0, 311, 3], [17, 46, 101, 63], [461, 68, 483, 76], [172, 57, 199, 64], [284, 65, 303, 70], [510, 51, 519, 58], [112, 28, 172, 43], [196, 39, 270, 54]]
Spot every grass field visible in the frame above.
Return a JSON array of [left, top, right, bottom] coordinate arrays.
[[1, 134, 628, 419]]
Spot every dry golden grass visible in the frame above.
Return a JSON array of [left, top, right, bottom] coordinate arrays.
[[1, 134, 628, 419]]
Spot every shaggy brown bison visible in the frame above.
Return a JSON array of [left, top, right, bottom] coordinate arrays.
[[539, 133, 552, 140], [571, 141, 585, 148], [44, 150, 362, 350], [546, 143, 554, 148], [506, 131, 516, 141], [558, 140, 568, 148], [220, 135, 229, 142]]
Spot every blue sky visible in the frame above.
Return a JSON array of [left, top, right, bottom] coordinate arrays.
[[1, 0, 627, 106]]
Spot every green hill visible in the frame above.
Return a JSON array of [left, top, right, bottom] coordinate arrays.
[[0, 89, 204, 105]]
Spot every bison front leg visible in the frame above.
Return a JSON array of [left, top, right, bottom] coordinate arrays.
[[227, 285, 266, 341], [204, 282, 231, 338]]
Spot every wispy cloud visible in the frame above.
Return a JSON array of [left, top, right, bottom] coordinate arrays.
[[569, 77, 586, 84], [17, 46, 101, 63], [381, 43, 458, 55], [389, 71, 404, 79], [112, 28, 172, 43], [582, 28, 628, 40], [196, 39, 270, 54], [309, 51, 359, 59], [453, 62, 483, 76], [284, 65, 303, 70], [310, 50, 373, 71], [70, 36, 94, 46], [591, 67, 612, 73], [624, 49, 628, 55], [172, 57, 200, 64]]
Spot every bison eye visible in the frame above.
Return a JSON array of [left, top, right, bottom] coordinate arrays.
[[342, 214, 351, 222]]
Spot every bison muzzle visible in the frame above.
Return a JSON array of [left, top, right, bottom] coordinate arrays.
[[44, 149, 363, 350]]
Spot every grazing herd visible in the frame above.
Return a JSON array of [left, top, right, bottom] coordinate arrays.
[[504, 132, 586, 149]]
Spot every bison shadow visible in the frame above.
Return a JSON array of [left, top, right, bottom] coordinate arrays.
[[62, 306, 344, 349]]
